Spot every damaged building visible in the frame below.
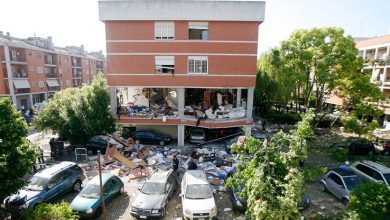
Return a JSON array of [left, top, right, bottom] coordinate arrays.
[[99, 0, 265, 146]]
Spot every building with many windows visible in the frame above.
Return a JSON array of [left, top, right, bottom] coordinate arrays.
[[0, 32, 105, 110], [356, 35, 390, 121], [98, 0, 265, 146]]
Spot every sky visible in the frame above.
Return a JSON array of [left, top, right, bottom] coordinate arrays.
[[0, 0, 390, 55]]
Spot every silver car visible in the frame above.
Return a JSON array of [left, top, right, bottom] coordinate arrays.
[[319, 168, 363, 205]]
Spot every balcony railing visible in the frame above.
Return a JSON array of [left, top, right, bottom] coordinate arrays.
[[48, 86, 59, 92], [12, 72, 28, 78], [14, 88, 30, 94], [73, 73, 82, 78], [46, 73, 58, 78]]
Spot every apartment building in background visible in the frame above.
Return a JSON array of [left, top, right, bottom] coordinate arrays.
[[356, 34, 390, 121], [0, 32, 106, 110], [99, 0, 265, 146]]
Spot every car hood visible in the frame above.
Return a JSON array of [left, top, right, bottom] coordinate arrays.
[[5, 189, 42, 205], [182, 197, 216, 213], [71, 195, 99, 212], [131, 192, 166, 210]]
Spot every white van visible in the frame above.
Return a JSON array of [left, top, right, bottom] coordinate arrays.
[[181, 170, 217, 219]]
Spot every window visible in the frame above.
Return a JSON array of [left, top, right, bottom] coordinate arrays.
[[59, 68, 62, 74], [188, 56, 208, 74], [37, 67, 43, 73], [155, 56, 174, 74], [29, 66, 34, 72], [58, 55, 62, 65], [39, 81, 44, 88], [66, 80, 71, 86], [11, 50, 17, 61], [189, 22, 208, 40], [329, 173, 343, 186], [64, 57, 68, 63], [155, 22, 175, 40], [36, 52, 42, 59]]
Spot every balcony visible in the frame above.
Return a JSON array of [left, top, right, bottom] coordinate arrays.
[[46, 73, 58, 78], [14, 88, 30, 94], [44, 61, 57, 67], [48, 86, 59, 92], [73, 73, 82, 78], [12, 70, 28, 78]]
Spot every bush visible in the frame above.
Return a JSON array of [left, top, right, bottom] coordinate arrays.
[[23, 202, 78, 220], [330, 147, 349, 162], [303, 165, 328, 182], [349, 183, 390, 220], [268, 113, 302, 124]]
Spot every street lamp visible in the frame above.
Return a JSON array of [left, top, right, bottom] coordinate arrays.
[[97, 150, 108, 220]]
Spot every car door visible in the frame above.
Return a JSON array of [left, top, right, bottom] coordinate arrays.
[[44, 173, 66, 202], [103, 178, 115, 202], [327, 173, 345, 199], [355, 164, 376, 183], [144, 132, 155, 144], [167, 174, 176, 198]]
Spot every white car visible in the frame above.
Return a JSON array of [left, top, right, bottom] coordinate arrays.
[[181, 170, 217, 219]]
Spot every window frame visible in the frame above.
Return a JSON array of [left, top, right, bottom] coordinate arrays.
[[188, 22, 209, 40], [155, 56, 175, 74], [188, 56, 208, 74]]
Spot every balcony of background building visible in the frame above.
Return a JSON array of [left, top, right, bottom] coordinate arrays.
[[45, 66, 58, 78], [11, 66, 28, 78], [72, 57, 82, 68], [48, 86, 59, 92], [72, 70, 82, 79], [8, 48, 27, 65], [73, 79, 82, 87], [14, 88, 30, 94], [44, 54, 57, 67]]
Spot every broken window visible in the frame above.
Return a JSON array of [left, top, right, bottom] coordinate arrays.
[[155, 22, 175, 40], [189, 22, 208, 40], [188, 56, 208, 74], [155, 56, 175, 74]]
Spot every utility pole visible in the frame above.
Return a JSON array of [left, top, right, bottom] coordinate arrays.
[[97, 150, 108, 220]]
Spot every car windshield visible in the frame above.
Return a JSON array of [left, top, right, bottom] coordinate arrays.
[[185, 184, 213, 199], [192, 131, 203, 136], [141, 182, 166, 195], [26, 176, 49, 191], [79, 184, 100, 199], [343, 176, 363, 190], [383, 174, 390, 184]]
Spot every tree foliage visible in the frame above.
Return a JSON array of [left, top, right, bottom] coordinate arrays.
[[23, 201, 78, 220], [0, 98, 37, 200], [348, 182, 390, 220], [33, 73, 115, 144], [226, 110, 315, 219]]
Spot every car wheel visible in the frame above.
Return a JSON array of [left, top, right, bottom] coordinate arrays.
[[341, 197, 349, 205], [319, 182, 327, 192], [119, 186, 125, 194], [159, 141, 165, 146], [72, 180, 82, 192], [94, 207, 102, 218], [135, 140, 140, 145]]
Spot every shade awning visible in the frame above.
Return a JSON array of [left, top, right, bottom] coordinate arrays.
[[46, 79, 60, 87], [13, 79, 31, 89]]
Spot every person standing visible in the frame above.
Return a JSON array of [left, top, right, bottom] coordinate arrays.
[[38, 145, 45, 164], [172, 154, 179, 172]]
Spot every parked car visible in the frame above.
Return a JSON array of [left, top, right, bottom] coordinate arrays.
[[3, 162, 85, 209], [181, 170, 217, 219], [350, 160, 390, 187], [375, 139, 390, 156], [86, 135, 123, 155], [130, 170, 177, 219], [348, 138, 375, 155], [71, 173, 124, 218], [133, 130, 171, 146], [189, 128, 206, 144], [320, 168, 364, 204]]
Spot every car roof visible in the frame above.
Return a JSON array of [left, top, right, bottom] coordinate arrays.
[[147, 170, 172, 183], [88, 173, 117, 185], [35, 161, 76, 178], [329, 168, 357, 177], [356, 160, 390, 173], [184, 170, 208, 185]]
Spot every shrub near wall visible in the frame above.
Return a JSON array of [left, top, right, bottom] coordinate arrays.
[[23, 202, 78, 220]]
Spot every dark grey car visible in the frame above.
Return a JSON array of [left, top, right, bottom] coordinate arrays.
[[130, 170, 176, 219], [320, 168, 363, 205]]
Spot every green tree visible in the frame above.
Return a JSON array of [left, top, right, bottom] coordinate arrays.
[[33, 73, 115, 144], [23, 201, 78, 220], [348, 183, 390, 220], [0, 98, 37, 200], [226, 110, 315, 219], [278, 27, 362, 112]]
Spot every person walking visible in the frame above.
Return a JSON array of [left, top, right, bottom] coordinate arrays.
[[173, 154, 179, 172]]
